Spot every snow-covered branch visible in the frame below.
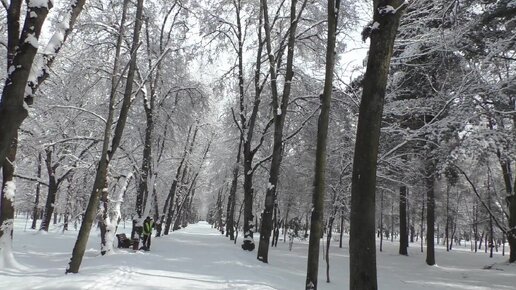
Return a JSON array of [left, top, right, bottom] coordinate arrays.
[[50, 105, 107, 123], [26, 0, 87, 103]]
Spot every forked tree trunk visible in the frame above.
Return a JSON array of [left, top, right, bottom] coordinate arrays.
[[257, 0, 306, 263], [0, 3, 52, 165], [349, 1, 407, 289], [0, 0, 87, 172]]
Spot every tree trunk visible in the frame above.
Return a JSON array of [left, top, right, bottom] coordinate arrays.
[[66, 0, 142, 273], [325, 214, 334, 283], [508, 195, 516, 262], [305, 1, 340, 289], [339, 210, 344, 248], [135, 77, 155, 219], [0, 136, 18, 264], [426, 159, 436, 266], [420, 196, 425, 253], [163, 125, 197, 235], [446, 184, 450, 251], [241, 149, 255, 251], [0, 3, 51, 164], [40, 149, 58, 232], [226, 139, 242, 240], [349, 2, 406, 288], [257, 0, 305, 263], [380, 190, 384, 252], [399, 186, 408, 255], [31, 152, 42, 229]]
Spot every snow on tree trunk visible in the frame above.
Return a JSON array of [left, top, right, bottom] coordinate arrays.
[[0, 137, 23, 269]]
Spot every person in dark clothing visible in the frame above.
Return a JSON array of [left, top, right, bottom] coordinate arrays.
[[141, 216, 154, 251]]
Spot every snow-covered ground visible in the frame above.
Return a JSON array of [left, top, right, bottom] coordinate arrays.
[[1, 218, 514, 289]]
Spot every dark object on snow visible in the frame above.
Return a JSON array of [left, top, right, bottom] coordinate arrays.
[[132, 238, 139, 250], [116, 233, 134, 248]]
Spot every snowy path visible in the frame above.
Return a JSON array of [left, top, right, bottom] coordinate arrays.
[[1, 220, 516, 289]]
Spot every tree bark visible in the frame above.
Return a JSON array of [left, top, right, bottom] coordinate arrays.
[[399, 186, 408, 255], [257, 0, 305, 263], [40, 149, 58, 231], [349, 1, 406, 289], [0, 0, 86, 169], [305, 1, 340, 289], [226, 139, 242, 240], [163, 125, 197, 235], [380, 190, 384, 252], [498, 156, 516, 262], [446, 184, 450, 251], [0, 136, 18, 260], [31, 152, 43, 229], [0, 2, 52, 165], [425, 159, 436, 266], [67, 0, 143, 273]]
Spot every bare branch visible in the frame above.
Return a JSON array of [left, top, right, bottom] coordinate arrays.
[[50, 105, 107, 123]]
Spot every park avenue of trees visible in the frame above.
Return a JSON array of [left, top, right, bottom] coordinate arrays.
[[0, 1, 515, 289]]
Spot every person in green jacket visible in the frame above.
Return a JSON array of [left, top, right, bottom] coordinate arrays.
[[141, 216, 154, 251]]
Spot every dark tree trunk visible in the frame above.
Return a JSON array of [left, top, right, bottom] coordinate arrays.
[[0, 3, 51, 164], [446, 184, 450, 251], [31, 152, 42, 229], [349, 1, 406, 289], [67, 0, 142, 274], [0, 136, 17, 248], [40, 149, 58, 232], [426, 159, 436, 266], [163, 125, 197, 235], [508, 195, 516, 262], [236, 0, 265, 251], [339, 210, 344, 249], [399, 186, 408, 255], [380, 190, 384, 252], [135, 28, 158, 219], [257, 0, 304, 263], [0, 0, 86, 169], [135, 112, 153, 218], [325, 210, 336, 283], [421, 196, 425, 253], [498, 158, 516, 262], [305, 1, 340, 289], [226, 139, 242, 240]]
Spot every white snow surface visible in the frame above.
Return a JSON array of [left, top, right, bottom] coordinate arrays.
[[1, 218, 515, 289], [28, 0, 52, 8]]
